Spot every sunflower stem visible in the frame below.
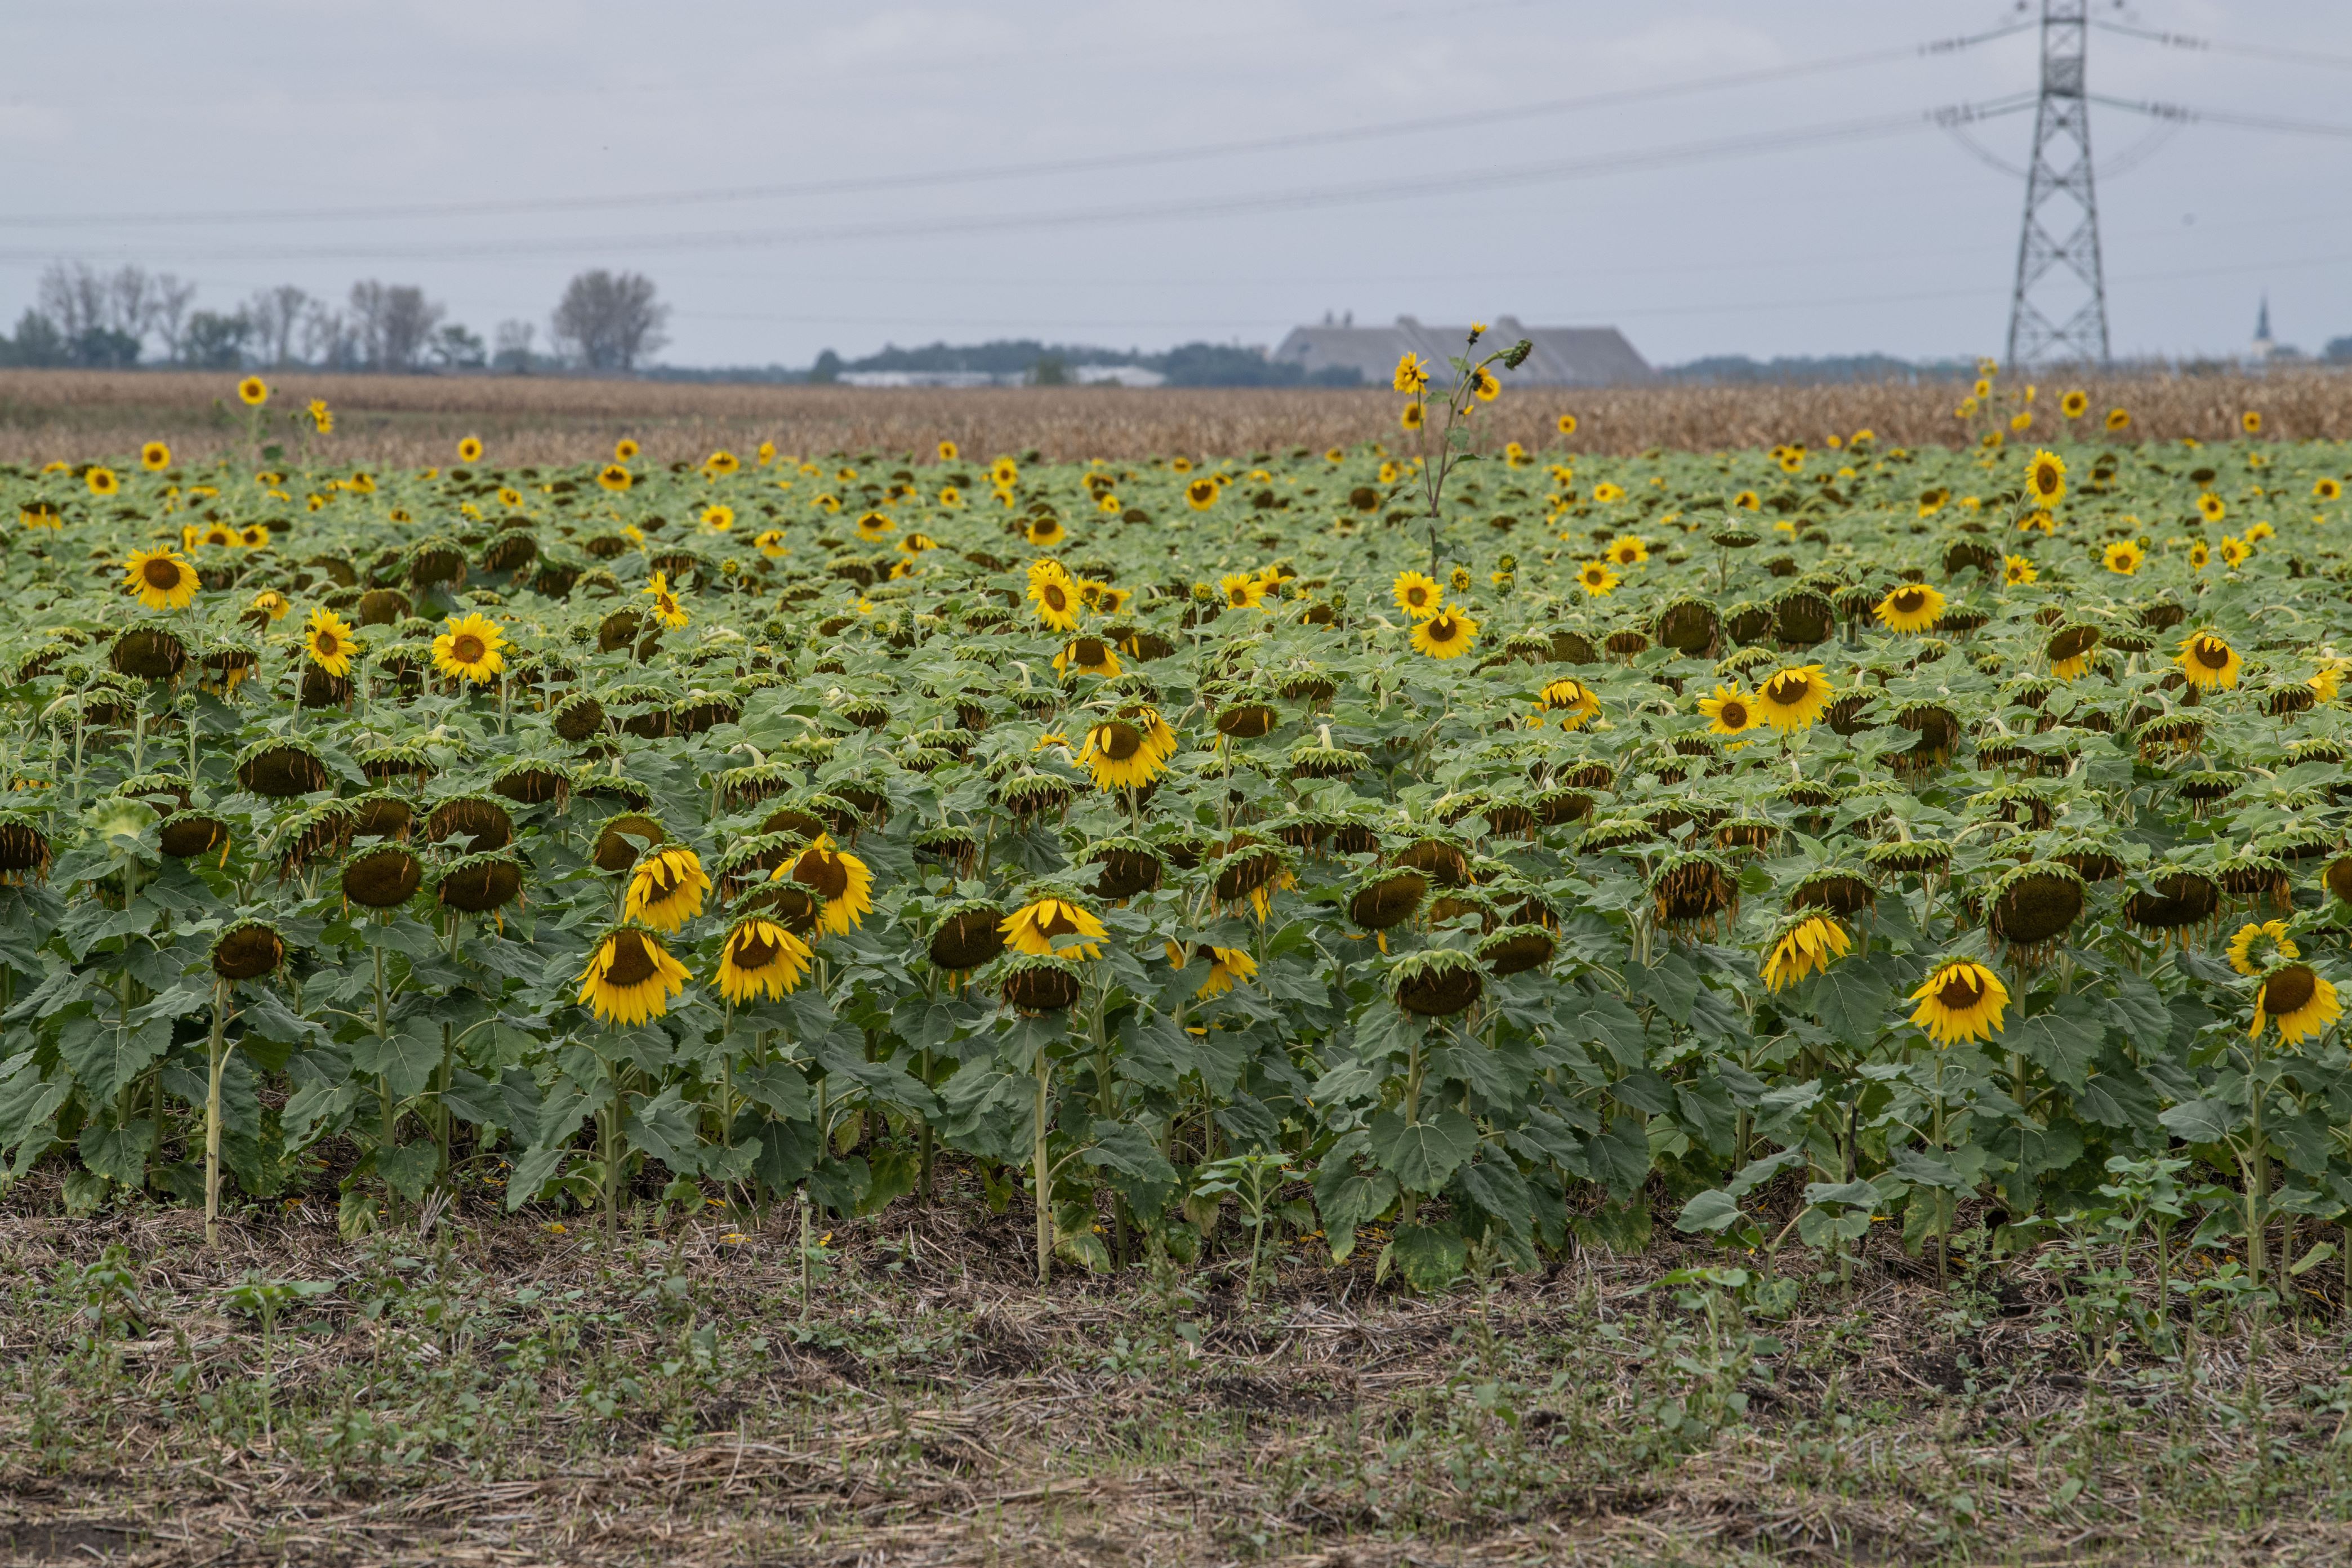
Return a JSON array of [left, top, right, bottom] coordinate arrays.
[[204, 980, 231, 1249]]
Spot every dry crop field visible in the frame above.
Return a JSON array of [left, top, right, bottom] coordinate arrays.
[[6, 347, 2352, 1564], [3, 364, 2351, 468]]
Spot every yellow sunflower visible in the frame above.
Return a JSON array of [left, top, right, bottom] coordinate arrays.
[[625, 846, 711, 932], [990, 456, 1019, 488], [1410, 609, 1478, 660], [643, 571, 690, 631], [308, 398, 332, 432], [1606, 533, 1648, 567], [1557, 412, 1579, 435], [2218, 535, 2248, 569], [1754, 665, 1832, 733], [249, 589, 291, 622], [1535, 677, 1601, 731], [1908, 959, 2010, 1046], [431, 612, 507, 684], [2228, 920, 2297, 978], [754, 529, 787, 558], [239, 523, 270, 549], [122, 547, 198, 611], [1391, 571, 1443, 620], [1762, 915, 1851, 992], [1874, 582, 1945, 634], [1576, 560, 1618, 598], [1400, 401, 1426, 431], [2251, 963, 2339, 1045], [1188, 945, 1259, 998], [788, 834, 874, 936], [2176, 629, 2242, 691], [87, 466, 120, 497], [304, 607, 356, 677], [237, 376, 269, 407], [2316, 478, 2342, 501], [1053, 635, 1122, 680], [1918, 487, 1949, 517], [1029, 563, 1081, 631], [1079, 718, 1168, 791], [2003, 554, 2038, 586], [2025, 448, 2065, 506], [703, 504, 736, 533], [2197, 492, 2226, 523], [1392, 353, 1429, 394], [597, 464, 632, 493], [2103, 540, 2144, 575], [1472, 367, 1500, 402], [1219, 572, 1264, 610], [2060, 389, 2088, 418], [1002, 897, 1106, 960], [1186, 478, 1220, 511], [2189, 541, 2212, 570], [2242, 411, 2263, 435], [613, 438, 640, 461], [456, 436, 483, 464], [1026, 515, 1063, 547], [705, 449, 741, 477], [1697, 684, 1756, 736], [715, 916, 813, 1005], [577, 928, 691, 1026], [1732, 489, 1761, 511], [140, 441, 171, 471], [1592, 482, 1625, 504], [937, 439, 959, 462]]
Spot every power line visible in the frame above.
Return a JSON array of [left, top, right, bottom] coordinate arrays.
[[2090, 95, 2352, 141], [2090, 18, 2352, 74], [0, 28, 2035, 232], [0, 106, 1984, 267]]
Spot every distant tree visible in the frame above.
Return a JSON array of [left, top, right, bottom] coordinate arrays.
[[1029, 353, 1069, 386], [492, 319, 537, 373], [149, 275, 197, 362], [73, 327, 142, 368], [2327, 335, 2352, 366], [301, 302, 355, 368], [180, 310, 252, 369], [548, 269, 669, 372], [348, 280, 446, 371], [428, 322, 487, 369], [808, 349, 843, 384], [246, 286, 310, 366], [0, 310, 68, 368]]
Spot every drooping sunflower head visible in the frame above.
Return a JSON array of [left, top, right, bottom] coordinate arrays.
[[2252, 962, 2340, 1045], [787, 833, 874, 936], [2177, 629, 2242, 691], [1001, 894, 1107, 960], [1874, 582, 1945, 634], [1186, 478, 1220, 511], [1079, 719, 1165, 792], [122, 547, 198, 611], [716, 916, 813, 1005], [625, 844, 711, 932], [1411, 609, 1478, 660], [596, 464, 633, 493], [577, 926, 691, 1026], [1535, 678, 1601, 732], [1754, 665, 1832, 732], [1761, 912, 1852, 993], [1908, 958, 2010, 1046]]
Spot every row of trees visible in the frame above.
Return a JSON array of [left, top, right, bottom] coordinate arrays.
[[0, 264, 669, 373]]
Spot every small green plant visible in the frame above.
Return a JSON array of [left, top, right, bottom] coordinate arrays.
[[222, 1271, 333, 1441], [1191, 1151, 1295, 1309]]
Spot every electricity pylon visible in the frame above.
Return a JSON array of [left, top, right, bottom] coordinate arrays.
[[2005, 0, 2110, 369]]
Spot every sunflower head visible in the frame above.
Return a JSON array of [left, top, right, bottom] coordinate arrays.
[[1761, 912, 1852, 993], [2252, 961, 2340, 1045], [2228, 919, 2297, 977], [1874, 582, 1945, 634], [716, 916, 813, 1005], [1001, 894, 1107, 960], [456, 436, 483, 464], [2176, 629, 2242, 691], [1908, 959, 2010, 1046], [1411, 609, 1478, 660], [625, 844, 711, 932], [431, 612, 507, 684], [238, 376, 269, 407], [140, 441, 171, 471], [577, 925, 691, 1026], [1754, 665, 1832, 732], [122, 548, 198, 612]]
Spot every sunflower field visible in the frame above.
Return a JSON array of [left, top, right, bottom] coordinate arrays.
[[6, 358, 2352, 1307]]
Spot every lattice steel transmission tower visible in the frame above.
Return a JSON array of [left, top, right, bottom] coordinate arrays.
[[2006, 0, 2110, 368]]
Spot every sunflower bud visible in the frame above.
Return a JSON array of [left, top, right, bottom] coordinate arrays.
[[1502, 340, 1533, 369]]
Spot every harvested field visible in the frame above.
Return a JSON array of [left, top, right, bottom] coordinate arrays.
[[6, 1180, 2352, 1568], [3, 366, 2350, 465]]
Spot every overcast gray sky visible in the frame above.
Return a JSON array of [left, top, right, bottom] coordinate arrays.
[[3, 0, 2347, 369]]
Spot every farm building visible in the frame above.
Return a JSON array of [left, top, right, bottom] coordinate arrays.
[[1269, 314, 1656, 387]]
